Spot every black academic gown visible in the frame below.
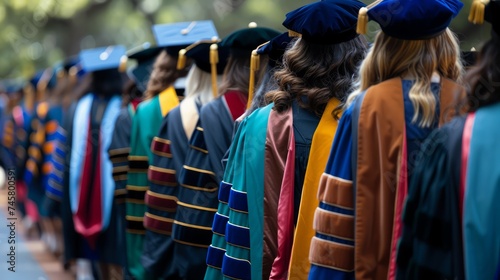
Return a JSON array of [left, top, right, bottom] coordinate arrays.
[[397, 116, 465, 280], [108, 106, 134, 272], [142, 105, 192, 280], [173, 91, 246, 279]]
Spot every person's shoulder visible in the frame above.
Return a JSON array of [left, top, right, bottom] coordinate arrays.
[[199, 97, 223, 122]]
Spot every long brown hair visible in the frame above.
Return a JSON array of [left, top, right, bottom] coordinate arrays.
[[464, 38, 500, 111], [265, 37, 367, 117], [347, 29, 463, 127], [145, 50, 190, 99], [218, 54, 268, 96]]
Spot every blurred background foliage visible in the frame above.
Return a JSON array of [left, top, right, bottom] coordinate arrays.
[[0, 0, 492, 80]]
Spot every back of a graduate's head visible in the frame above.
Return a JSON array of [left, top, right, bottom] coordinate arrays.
[[91, 69, 123, 97], [218, 54, 268, 96], [465, 38, 500, 111], [359, 29, 462, 90], [465, 0, 500, 111], [145, 50, 191, 100], [267, 36, 367, 117]]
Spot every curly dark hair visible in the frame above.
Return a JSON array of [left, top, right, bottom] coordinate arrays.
[[265, 37, 367, 117], [465, 38, 500, 111], [145, 50, 190, 99]]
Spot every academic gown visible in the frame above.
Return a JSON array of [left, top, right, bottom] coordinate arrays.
[[126, 87, 179, 280], [107, 102, 140, 274], [163, 90, 246, 280], [205, 98, 340, 280], [38, 104, 64, 217], [398, 101, 500, 280], [308, 78, 464, 280], [61, 93, 123, 265], [142, 96, 203, 279], [5, 103, 35, 217], [24, 102, 49, 216]]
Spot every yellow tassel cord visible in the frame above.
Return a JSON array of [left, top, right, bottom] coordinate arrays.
[[56, 68, 66, 83], [119, 55, 128, 72], [177, 37, 220, 71], [469, 0, 490, 24], [356, 7, 369, 35], [68, 66, 78, 86], [356, 0, 384, 35], [288, 30, 302, 38], [210, 43, 219, 98], [177, 49, 187, 70], [247, 49, 260, 109]]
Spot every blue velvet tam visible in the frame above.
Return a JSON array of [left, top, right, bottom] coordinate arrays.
[[127, 43, 163, 93], [219, 25, 281, 57], [79, 45, 127, 72], [257, 32, 293, 59], [152, 20, 219, 57], [283, 0, 366, 44], [362, 0, 463, 40]]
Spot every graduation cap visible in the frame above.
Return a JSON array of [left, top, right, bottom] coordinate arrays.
[[79, 45, 127, 73], [1, 79, 26, 94], [176, 38, 229, 98], [256, 32, 293, 67], [152, 20, 219, 57], [283, 0, 365, 44], [356, 0, 463, 40], [126, 42, 163, 93], [469, 0, 500, 39], [247, 32, 293, 109], [26, 68, 57, 98], [219, 23, 281, 57]]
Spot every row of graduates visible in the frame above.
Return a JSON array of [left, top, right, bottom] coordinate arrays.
[[116, 0, 500, 280], [3, 0, 500, 279]]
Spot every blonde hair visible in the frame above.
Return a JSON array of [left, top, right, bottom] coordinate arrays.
[[184, 65, 222, 105], [347, 28, 463, 127]]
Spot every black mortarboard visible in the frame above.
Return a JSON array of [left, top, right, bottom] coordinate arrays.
[[127, 43, 163, 93], [470, 0, 500, 39], [357, 0, 463, 40], [283, 0, 365, 44], [219, 24, 281, 57]]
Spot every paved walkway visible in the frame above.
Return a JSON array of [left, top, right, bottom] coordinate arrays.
[[0, 187, 73, 279]]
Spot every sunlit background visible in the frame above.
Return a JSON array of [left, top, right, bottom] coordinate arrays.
[[0, 0, 491, 80]]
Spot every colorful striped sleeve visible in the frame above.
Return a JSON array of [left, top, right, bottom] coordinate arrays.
[[309, 105, 355, 280]]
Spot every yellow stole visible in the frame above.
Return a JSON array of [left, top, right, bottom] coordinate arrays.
[[288, 98, 341, 278], [158, 86, 180, 117]]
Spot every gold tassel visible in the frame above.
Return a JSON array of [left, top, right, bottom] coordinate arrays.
[[469, 0, 490, 24], [247, 50, 260, 109], [288, 30, 302, 38], [209, 43, 219, 98], [177, 49, 187, 70], [118, 55, 128, 72], [356, 7, 369, 35], [69, 66, 78, 85], [56, 68, 66, 83]]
